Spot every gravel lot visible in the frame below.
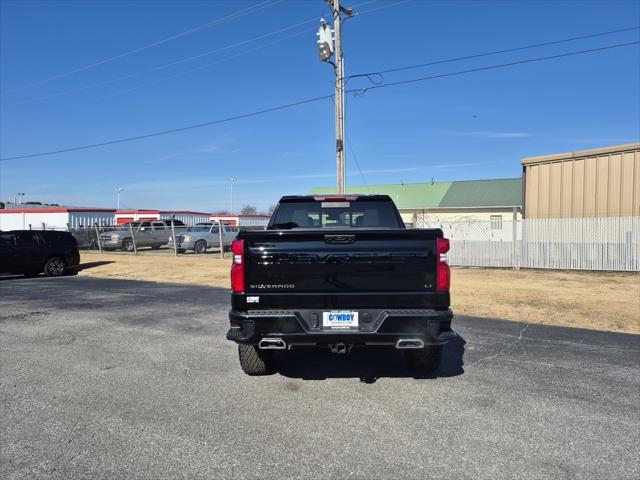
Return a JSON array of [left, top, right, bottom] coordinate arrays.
[[1, 276, 638, 479]]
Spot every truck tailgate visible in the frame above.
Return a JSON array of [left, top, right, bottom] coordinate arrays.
[[235, 229, 448, 310]]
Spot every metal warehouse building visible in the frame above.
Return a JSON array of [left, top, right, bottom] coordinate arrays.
[[310, 178, 522, 227], [0, 204, 115, 230], [521, 142, 640, 218]]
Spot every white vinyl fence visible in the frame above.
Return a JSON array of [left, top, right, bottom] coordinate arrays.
[[417, 216, 640, 272]]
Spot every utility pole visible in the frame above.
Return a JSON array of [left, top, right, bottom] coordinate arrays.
[[317, 0, 353, 195], [115, 187, 123, 209], [226, 177, 235, 214], [333, 0, 346, 194]]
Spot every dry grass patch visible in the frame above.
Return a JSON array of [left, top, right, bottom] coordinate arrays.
[[78, 251, 640, 334], [451, 268, 639, 334], [78, 251, 229, 287]]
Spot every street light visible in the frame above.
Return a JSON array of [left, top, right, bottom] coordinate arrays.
[[226, 178, 235, 214], [17, 192, 25, 205], [115, 187, 124, 209]]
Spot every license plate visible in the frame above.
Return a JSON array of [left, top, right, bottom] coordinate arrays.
[[322, 311, 359, 329]]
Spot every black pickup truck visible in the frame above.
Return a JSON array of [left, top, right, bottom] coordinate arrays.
[[226, 195, 455, 375]]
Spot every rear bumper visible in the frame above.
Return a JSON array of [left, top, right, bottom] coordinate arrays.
[[66, 252, 81, 268], [169, 240, 196, 250], [227, 308, 455, 347], [100, 238, 123, 248]]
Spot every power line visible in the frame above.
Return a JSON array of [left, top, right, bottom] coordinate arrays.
[[147, 0, 399, 72], [147, 1, 395, 72], [19, 24, 639, 106], [62, 28, 312, 109], [0, 94, 333, 161], [346, 136, 370, 192], [149, 17, 318, 73], [12, 0, 388, 106], [0, 1, 278, 96], [348, 26, 639, 81], [347, 41, 639, 95], [1, 40, 637, 162], [18, 21, 313, 106]]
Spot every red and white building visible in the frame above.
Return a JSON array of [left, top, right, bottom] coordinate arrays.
[[0, 204, 270, 230], [159, 211, 211, 226], [209, 214, 270, 229], [114, 209, 160, 225], [0, 205, 115, 230], [114, 210, 211, 226]]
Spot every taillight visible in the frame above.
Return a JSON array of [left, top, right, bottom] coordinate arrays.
[[230, 239, 245, 293], [436, 237, 450, 291]]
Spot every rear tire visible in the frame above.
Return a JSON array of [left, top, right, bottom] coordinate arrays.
[[44, 257, 66, 277], [238, 344, 275, 376], [405, 345, 442, 373], [122, 239, 134, 252], [194, 240, 207, 255]]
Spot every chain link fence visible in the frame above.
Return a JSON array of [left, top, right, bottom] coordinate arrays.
[[19, 215, 640, 271], [36, 221, 233, 258]]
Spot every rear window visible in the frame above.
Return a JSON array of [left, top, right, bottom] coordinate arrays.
[[270, 201, 402, 229], [0, 232, 15, 247], [14, 231, 38, 246], [189, 225, 211, 232]]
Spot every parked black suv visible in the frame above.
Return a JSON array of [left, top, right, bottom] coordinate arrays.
[[0, 230, 80, 277]]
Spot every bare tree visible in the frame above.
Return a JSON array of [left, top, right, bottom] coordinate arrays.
[[267, 204, 277, 215], [240, 205, 258, 215]]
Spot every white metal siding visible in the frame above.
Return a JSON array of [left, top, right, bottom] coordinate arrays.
[[68, 212, 114, 228], [417, 216, 639, 271], [520, 217, 639, 270], [159, 213, 210, 226], [209, 215, 270, 227], [0, 212, 69, 230]]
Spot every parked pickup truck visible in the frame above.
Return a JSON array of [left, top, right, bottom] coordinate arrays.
[[226, 194, 455, 375], [168, 223, 237, 254], [99, 220, 187, 251]]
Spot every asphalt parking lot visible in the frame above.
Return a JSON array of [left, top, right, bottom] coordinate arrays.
[[1, 276, 638, 479]]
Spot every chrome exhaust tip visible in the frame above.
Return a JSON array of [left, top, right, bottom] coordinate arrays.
[[258, 338, 287, 350], [395, 339, 425, 349]]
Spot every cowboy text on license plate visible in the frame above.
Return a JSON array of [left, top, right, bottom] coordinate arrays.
[[322, 311, 358, 329]]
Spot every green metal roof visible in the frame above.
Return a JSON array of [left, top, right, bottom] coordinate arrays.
[[438, 178, 522, 208], [309, 178, 522, 210]]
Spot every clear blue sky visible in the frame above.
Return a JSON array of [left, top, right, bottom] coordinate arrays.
[[1, 0, 638, 212]]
